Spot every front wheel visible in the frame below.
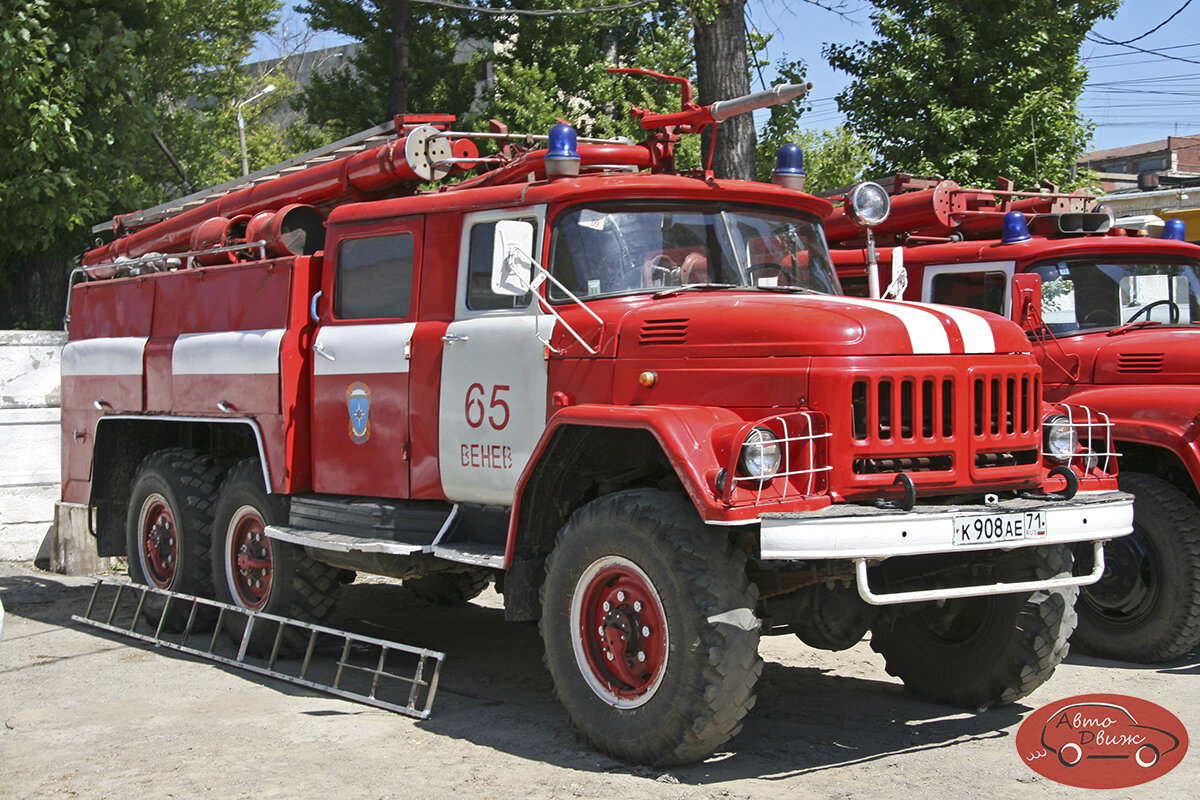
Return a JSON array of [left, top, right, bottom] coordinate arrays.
[[211, 458, 341, 655], [870, 546, 1077, 708], [540, 489, 762, 766], [1072, 471, 1200, 662]]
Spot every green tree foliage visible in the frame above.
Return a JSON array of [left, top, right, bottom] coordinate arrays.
[[482, 2, 696, 146], [297, 0, 697, 157], [0, 0, 282, 263], [295, 0, 482, 134], [825, 0, 1120, 188], [0, 0, 283, 327]]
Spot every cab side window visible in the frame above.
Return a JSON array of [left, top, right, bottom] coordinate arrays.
[[335, 233, 414, 319], [466, 219, 534, 310], [930, 270, 1007, 315]]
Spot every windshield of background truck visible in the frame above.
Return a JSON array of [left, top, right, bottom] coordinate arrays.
[[1030, 257, 1200, 334], [547, 202, 841, 300]]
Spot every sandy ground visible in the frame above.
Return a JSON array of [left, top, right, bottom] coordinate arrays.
[[1, 560, 1195, 800]]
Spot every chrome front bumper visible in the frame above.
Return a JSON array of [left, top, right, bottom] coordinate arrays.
[[759, 491, 1133, 605]]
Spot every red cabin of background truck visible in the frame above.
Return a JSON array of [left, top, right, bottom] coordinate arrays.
[[61, 79, 1131, 765], [827, 174, 1200, 663]]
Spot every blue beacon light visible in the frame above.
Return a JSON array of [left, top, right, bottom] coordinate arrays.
[[1001, 211, 1032, 244], [772, 143, 806, 191], [1163, 218, 1187, 241], [545, 123, 581, 178]]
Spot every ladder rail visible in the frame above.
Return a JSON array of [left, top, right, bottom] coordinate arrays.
[[72, 577, 445, 720]]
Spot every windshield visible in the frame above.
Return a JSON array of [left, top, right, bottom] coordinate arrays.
[[547, 202, 841, 301], [1031, 257, 1200, 334]]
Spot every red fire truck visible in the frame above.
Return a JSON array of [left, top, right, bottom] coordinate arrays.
[[62, 79, 1131, 765], [826, 175, 1200, 663]]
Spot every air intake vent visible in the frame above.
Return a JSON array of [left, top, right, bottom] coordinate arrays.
[[1117, 353, 1164, 373], [639, 318, 689, 345]]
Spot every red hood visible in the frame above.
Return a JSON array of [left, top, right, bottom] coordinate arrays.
[[614, 292, 1030, 358]]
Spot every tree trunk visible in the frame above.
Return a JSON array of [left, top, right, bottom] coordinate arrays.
[[694, 0, 755, 180], [0, 254, 71, 330], [388, 0, 412, 116]]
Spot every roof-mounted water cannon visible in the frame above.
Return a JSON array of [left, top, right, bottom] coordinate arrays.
[[772, 144, 806, 191], [608, 67, 812, 134]]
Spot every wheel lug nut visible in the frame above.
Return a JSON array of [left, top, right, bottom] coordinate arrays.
[[637, 651, 646, 662], [641, 626, 650, 637], [606, 652, 614, 661], [602, 601, 610, 611], [616, 591, 625, 602], [598, 625, 605, 637], [633, 601, 642, 612]]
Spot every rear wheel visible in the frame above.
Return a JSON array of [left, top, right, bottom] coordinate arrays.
[[540, 489, 761, 766], [126, 448, 221, 630], [1072, 472, 1200, 662], [211, 458, 340, 655], [870, 546, 1077, 708]]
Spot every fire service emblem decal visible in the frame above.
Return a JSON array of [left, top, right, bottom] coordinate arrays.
[[347, 382, 371, 444]]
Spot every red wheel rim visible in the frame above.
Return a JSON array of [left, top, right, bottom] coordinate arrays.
[[138, 494, 177, 588], [572, 556, 668, 708], [227, 506, 272, 609]]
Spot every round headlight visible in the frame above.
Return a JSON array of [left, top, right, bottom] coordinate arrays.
[[739, 427, 782, 479], [847, 182, 891, 228], [1043, 414, 1078, 462]]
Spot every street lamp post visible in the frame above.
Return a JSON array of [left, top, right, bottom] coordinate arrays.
[[237, 83, 276, 176]]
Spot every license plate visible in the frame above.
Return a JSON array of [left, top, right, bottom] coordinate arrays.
[[952, 510, 1047, 546]]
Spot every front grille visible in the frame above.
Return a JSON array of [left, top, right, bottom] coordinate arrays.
[[972, 372, 1038, 437], [853, 455, 953, 474], [852, 376, 954, 441]]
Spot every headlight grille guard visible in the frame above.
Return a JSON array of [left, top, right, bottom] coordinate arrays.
[[1041, 403, 1119, 476], [721, 410, 832, 506]]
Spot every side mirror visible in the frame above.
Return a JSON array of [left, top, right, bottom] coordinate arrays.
[[492, 219, 535, 296], [1012, 272, 1043, 332]]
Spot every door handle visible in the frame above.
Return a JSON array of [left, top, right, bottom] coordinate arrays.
[[314, 340, 336, 361], [441, 334, 469, 344]]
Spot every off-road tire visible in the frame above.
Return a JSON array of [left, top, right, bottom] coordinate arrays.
[[403, 568, 491, 605], [211, 458, 340, 656], [126, 448, 221, 631], [870, 545, 1077, 708], [1073, 471, 1200, 662], [540, 489, 762, 766]]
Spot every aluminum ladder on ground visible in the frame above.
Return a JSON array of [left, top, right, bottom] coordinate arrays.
[[73, 576, 444, 719]]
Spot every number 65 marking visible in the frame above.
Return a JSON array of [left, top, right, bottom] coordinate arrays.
[[465, 383, 511, 430]]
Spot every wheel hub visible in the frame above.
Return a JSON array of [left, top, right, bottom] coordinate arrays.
[[573, 558, 668, 707], [228, 508, 272, 608], [1082, 528, 1156, 620], [139, 496, 177, 588]]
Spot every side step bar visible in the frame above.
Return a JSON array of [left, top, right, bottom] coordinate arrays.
[[72, 577, 445, 719]]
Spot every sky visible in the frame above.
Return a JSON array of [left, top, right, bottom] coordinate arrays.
[[748, 0, 1200, 154], [261, 0, 1200, 155]]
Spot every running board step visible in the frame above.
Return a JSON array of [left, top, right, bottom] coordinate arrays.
[[267, 525, 427, 555], [73, 577, 444, 719]]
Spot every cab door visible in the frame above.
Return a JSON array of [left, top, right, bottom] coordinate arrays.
[[311, 219, 422, 497], [438, 207, 551, 506]]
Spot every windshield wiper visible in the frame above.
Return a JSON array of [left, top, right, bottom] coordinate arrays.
[[1106, 320, 1162, 337], [654, 283, 738, 298]]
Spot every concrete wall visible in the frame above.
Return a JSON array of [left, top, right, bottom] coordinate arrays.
[[0, 330, 66, 560]]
